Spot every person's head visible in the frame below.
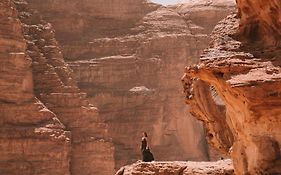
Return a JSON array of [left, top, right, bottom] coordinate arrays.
[[143, 132, 148, 137]]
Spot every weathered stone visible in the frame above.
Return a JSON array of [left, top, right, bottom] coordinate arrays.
[[116, 159, 234, 175], [183, 1, 281, 174], [24, 0, 236, 170], [1, 0, 238, 174], [0, 1, 71, 174], [13, 0, 116, 174], [236, 0, 281, 46]]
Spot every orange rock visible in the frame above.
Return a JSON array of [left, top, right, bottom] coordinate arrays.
[[183, 0, 281, 174]]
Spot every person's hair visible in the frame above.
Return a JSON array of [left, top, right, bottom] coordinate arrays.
[[143, 132, 148, 137]]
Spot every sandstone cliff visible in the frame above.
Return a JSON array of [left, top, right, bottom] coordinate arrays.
[[24, 0, 236, 170], [183, 0, 281, 174], [0, 1, 71, 174], [1, 0, 115, 174]]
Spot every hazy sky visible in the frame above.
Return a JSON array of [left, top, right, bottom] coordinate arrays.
[[151, 0, 181, 5]]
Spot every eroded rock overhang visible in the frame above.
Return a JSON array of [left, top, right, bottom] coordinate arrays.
[[182, 0, 281, 174]]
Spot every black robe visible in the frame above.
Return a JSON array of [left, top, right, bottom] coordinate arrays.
[[141, 137, 154, 162]]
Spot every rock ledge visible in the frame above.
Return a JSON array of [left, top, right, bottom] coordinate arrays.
[[116, 159, 234, 175]]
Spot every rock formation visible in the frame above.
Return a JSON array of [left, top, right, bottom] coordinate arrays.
[[1, 0, 238, 174], [176, 0, 236, 34], [116, 159, 234, 175], [183, 0, 281, 174], [0, 0, 71, 174], [16, 0, 116, 174], [24, 0, 236, 170], [1, 0, 115, 174]]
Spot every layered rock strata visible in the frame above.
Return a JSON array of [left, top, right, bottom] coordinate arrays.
[[15, 1, 115, 174], [25, 0, 236, 169], [0, 1, 70, 174], [183, 0, 281, 174], [116, 159, 234, 175], [176, 0, 236, 34], [1, 0, 115, 174]]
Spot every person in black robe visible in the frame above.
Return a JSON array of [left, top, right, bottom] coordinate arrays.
[[141, 132, 154, 162]]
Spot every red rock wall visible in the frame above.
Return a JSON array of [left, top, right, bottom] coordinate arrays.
[[0, 1, 71, 174], [25, 0, 160, 51], [1, 0, 236, 174], [237, 0, 281, 46], [24, 0, 236, 170], [1, 0, 115, 174], [15, 1, 115, 174]]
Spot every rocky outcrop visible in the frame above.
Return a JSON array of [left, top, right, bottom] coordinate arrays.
[[25, 0, 236, 169], [115, 159, 234, 175], [0, 1, 70, 174], [183, 0, 281, 174]]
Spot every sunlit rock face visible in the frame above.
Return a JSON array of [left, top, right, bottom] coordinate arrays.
[[183, 0, 281, 174], [24, 0, 236, 170]]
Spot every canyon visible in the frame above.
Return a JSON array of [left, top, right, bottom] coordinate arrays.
[[0, 0, 236, 174], [24, 0, 236, 170], [7, 0, 281, 174]]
